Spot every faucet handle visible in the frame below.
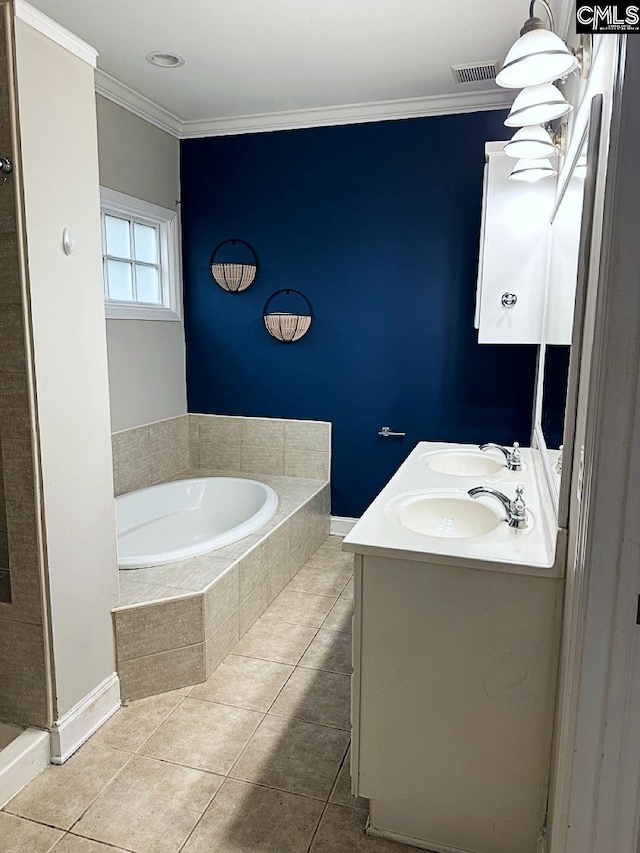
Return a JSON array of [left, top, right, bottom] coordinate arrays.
[[479, 441, 523, 471], [511, 485, 527, 526], [508, 442, 522, 471]]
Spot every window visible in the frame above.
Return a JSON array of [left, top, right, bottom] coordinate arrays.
[[100, 187, 181, 321]]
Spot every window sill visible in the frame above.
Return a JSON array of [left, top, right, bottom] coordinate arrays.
[[105, 302, 181, 322]]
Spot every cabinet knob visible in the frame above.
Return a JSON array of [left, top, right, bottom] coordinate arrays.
[[501, 292, 518, 308]]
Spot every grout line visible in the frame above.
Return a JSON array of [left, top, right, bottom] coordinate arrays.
[[329, 742, 351, 804], [65, 831, 136, 853], [130, 691, 192, 755], [297, 662, 353, 676], [266, 709, 351, 733], [225, 769, 335, 803], [306, 801, 329, 852], [306, 742, 350, 853], [65, 750, 136, 835], [218, 711, 267, 782]]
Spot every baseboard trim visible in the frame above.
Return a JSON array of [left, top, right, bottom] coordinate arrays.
[[330, 516, 358, 536], [50, 673, 120, 764], [366, 822, 474, 853]]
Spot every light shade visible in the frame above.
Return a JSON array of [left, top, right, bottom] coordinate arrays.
[[496, 25, 578, 88], [505, 83, 572, 127], [509, 158, 557, 182], [504, 125, 558, 159]]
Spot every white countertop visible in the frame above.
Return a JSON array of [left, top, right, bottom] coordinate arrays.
[[342, 442, 563, 578]]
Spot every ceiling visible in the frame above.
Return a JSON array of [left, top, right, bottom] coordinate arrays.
[[27, 0, 571, 137]]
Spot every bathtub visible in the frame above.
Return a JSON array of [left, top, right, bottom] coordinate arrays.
[[116, 477, 279, 569]]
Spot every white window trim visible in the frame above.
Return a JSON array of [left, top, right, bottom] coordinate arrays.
[[100, 187, 182, 322]]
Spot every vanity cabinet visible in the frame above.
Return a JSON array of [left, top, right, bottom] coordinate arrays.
[[475, 142, 555, 345], [350, 553, 562, 853]]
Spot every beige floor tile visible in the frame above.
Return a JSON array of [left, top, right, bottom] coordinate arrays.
[[330, 750, 369, 811], [299, 629, 353, 675], [263, 590, 336, 628], [310, 803, 423, 851], [4, 742, 131, 830], [0, 813, 63, 853], [322, 599, 353, 633], [91, 689, 187, 753], [233, 615, 317, 665], [270, 667, 351, 730], [73, 755, 222, 853], [190, 654, 293, 712], [340, 578, 354, 601], [231, 714, 349, 800], [182, 778, 323, 853], [140, 697, 262, 774], [305, 547, 354, 572], [287, 567, 351, 597], [322, 536, 345, 550], [52, 835, 131, 852]]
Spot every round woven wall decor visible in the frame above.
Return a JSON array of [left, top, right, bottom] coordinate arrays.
[[263, 289, 313, 344], [209, 239, 258, 293]]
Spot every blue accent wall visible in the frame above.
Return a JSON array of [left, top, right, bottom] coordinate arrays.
[[180, 112, 538, 518]]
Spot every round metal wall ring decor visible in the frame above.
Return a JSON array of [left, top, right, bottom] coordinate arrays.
[[209, 239, 258, 293], [263, 289, 313, 344]]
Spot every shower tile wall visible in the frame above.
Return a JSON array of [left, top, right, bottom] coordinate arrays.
[[0, 5, 49, 728], [111, 415, 189, 497], [111, 414, 331, 497]]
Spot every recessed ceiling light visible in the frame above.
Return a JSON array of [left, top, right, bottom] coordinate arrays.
[[145, 52, 185, 68]]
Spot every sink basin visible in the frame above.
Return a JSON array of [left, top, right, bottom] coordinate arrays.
[[421, 450, 504, 477], [386, 491, 502, 539]]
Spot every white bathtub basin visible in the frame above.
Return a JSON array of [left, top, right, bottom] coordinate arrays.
[[116, 477, 278, 569]]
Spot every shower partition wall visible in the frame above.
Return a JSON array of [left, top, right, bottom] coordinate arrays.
[[0, 2, 50, 729]]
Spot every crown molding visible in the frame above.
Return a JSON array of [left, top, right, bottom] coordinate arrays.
[[14, 0, 97, 67], [95, 68, 182, 137], [179, 89, 514, 138], [94, 70, 513, 140]]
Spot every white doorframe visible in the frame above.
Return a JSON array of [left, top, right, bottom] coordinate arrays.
[[549, 36, 640, 853]]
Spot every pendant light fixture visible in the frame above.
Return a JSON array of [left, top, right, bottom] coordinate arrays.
[[504, 124, 559, 159], [505, 82, 572, 127], [496, 1, 578, 88], [509, 158, 557, 183]]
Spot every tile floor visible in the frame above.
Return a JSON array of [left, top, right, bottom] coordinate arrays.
[[0, 536, 417, 853]]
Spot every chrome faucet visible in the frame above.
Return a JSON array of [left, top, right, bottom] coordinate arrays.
[[479, 441, 522, 472], [468, 485, 528, 529]]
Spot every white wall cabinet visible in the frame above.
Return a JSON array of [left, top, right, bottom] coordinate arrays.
[[475, 142, 555, 344]]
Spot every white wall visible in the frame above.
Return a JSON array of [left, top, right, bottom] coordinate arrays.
[[95, 95, 187, 431], [15, 20, 119, 717]]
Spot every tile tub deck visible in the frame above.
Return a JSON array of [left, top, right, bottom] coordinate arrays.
[[112, 470, 330, 700]]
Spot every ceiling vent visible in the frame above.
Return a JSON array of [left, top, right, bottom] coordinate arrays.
[[450, 61, 499, 85]]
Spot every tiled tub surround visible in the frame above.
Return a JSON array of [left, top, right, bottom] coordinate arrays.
[[111, 414, 331, 497], [111, 414, 332, 701], [114, 477, 330, 701]]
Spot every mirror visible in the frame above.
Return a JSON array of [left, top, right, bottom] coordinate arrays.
[[535, 94, 604, 524]]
